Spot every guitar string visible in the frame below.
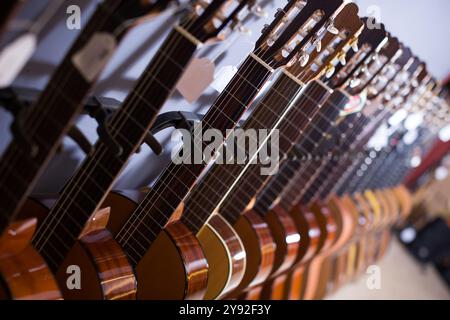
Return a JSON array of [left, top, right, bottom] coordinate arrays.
[[305, 72, 427, 202], [0, 0, 149, 213], [268, 54, 416, 206], [218, 54, 415, 223], [31, 1, 242, 252], [33, 0, 320, 256], [114, 10, 339, 247], [114, 32, 354, 249]]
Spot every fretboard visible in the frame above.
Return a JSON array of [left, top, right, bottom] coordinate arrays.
[[32, 27, 198, 271], [0, 1, 127, 234], [180, 72, 304, 234], [255, 90, 349, 213], [115, 55, 273, 266], [220, 81, 331, 224]]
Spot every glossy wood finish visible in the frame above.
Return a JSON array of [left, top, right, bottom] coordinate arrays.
[[134, 221, 208, 300], [285, 204, 323, 300], [197, 214, 246, 299], [302, 201, 338, 300], [227, 211, 276, 298], [57, 228, 136, 300], [0, 220, 61, 300], [259, 206, 301, 299]]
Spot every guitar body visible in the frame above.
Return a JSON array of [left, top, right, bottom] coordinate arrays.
[[196, 213, 246, 300], [258, 206, 301, 300], [133, 221, 208, 300], [225, 210, 276, 299], [56, 228, 137, 300], [0, 219, 61, 300], [19, 199, 137, 299], [351, 192, 374, 277], [322, 194, 357, 296], [392, 185, 413, 225], [103, 191, 209, 300], [302, 201, 338, 300], [285, 204, 324, 300]]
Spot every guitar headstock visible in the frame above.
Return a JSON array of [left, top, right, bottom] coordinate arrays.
[[331, 18, 387, 90], [285, 2, 364, 83], [253, 0, 346, 70], [177, 0, 262, 43], [341, 31, 400, 98], [361, 36, 404, 99]]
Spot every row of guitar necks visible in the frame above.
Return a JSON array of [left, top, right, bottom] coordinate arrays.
[[0, 0, 447, 299]]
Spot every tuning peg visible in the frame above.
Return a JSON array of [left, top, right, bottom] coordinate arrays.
[[274, 8, 285, 18], [361, 66, 371, 78], [350, 78, 361, 88], [299, 52, 310, 67], [338, 52, 346, 66], [252, 5, 267, 18], [350, 38, 359, 52], [325, 64, 335, 78], [236, 22, 252, 36], [326, 21, 339, 35], [312, 36, 321, 52], [261, 23, 270, 34]]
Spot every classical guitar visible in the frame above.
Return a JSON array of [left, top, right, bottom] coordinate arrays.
[[172, 1, 363, 300], [0, 0, 173, 299], [331, 61, 429, 287], [301, 35, 408, 299], [20, 0, 256, 300], [0, 0, 174, 299], [95, 0, 348, 300], [250, 22, 389, 300], [303, 55, 430, 298]]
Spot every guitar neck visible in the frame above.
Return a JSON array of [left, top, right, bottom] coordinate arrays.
[[115, 55, 273, 266], [255, 90, 349, 213], [0, 1, 130, 234], [32, 27, 198, 271], [219, 81, 331, 224], [180, 71, 305, 233]]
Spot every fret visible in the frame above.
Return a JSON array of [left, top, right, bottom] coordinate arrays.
[[180, 72, 304, 233], [0, 1, 131, 234], [116, 55, 274, 262], [33, 28, 198, 270]]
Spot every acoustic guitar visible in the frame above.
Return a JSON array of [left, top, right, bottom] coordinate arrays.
[[3, 0, 174, 299]]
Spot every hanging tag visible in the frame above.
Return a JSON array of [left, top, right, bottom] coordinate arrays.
[[210, 65, 238, 94], [0, 33, 37, 88], [176, 57, 215, 103], [340, 90, 367, 116], [72, 32, 117, 82]]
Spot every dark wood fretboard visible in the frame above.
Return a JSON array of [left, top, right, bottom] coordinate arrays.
[[115, 55, 273, 265], [0, 1, 129, 234], [219, 81, 331, 224], [33, 27, 198, 271]]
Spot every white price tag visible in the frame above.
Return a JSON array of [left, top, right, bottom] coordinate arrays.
[[176, 57, 215, 103], [0, 33, 37, 88], [72, 32, 117, 82]]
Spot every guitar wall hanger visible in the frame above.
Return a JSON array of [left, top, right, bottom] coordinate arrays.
[[0, 87, 163, 156]]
